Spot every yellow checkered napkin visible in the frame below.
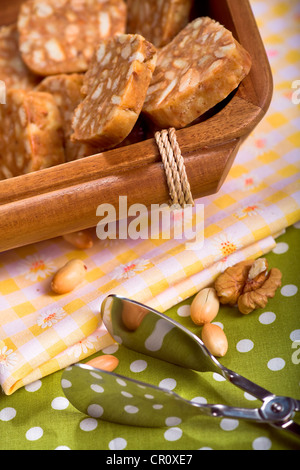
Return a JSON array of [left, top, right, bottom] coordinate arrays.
[[0, 0, 299, 394]]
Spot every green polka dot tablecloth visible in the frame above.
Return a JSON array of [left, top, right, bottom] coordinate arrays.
[[0, 224, 299, 450]]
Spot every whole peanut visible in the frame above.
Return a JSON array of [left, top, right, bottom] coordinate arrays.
[[201, 323, 228, 357], [63, 230, 93, 249], [191, 287, 220, 325], [51, 259, 87, 294], [86, 355, 119, 372]]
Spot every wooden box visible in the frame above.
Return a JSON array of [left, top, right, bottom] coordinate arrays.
[[0, 0, 273, 252]]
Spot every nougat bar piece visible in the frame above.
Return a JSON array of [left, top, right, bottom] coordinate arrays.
[[0, 24, 40, 90], [71, 34, 157, 150], [126, 0, 194, 48], [143, 17, 252, 129], [37, 73, 96, 161], [0, 90, 64, 180], [18, 0, 127, 75]]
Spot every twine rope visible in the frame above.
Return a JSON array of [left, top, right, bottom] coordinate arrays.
[[155, 128, 194, 208]]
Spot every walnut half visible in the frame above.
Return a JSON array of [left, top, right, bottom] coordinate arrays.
[[215, 259, 282, 315]]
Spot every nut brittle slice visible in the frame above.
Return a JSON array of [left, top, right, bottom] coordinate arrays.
[[37, 73, 97, 161], [143, 17, 252, 129], [127, 0, 194, 48], [71, 34, 157, 150], [0, 24, 40, 91], [0, 89, 65, 180], [18, 0, 127, 75]]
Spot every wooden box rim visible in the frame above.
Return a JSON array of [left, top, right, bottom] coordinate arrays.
[[0, 0, 273, 252]]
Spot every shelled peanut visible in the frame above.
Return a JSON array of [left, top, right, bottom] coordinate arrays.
[[63, 230, 94, 250], [51, 259, 87, 294], [86, 355, 119, 372], [190, 258, 282, 358], [190, 286, 228, 357], [190, 287, 219, 325], [201, 323, 228, 357]]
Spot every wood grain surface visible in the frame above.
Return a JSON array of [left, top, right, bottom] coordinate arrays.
[[0, 0, 273, 252]]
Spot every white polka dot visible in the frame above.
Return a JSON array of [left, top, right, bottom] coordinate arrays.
[[212, 322, 224, 330], [55, 446, 71, 450], [272, 242, 289, 254], [281, 284, 298, 297], [244, 392, 257, 401], [267, 357, 285, 371], [121, 391, 133, 398], [26, 426, 43, 441], [51, 397, 69, 410], [25, 380, 42, 392], [159, 378, 177, 390], [165, 416, 182, 426], [290, 329, 300, 341], [191, 396, 207, 404], [177, 305, 191, 317], [87, 404, 103, 418], [130, 360, 147, 373], [116, 378, 127, 387], [153, 404, 163, 409], [259, 311, 276, 324], [79, 418, 98, 431], [109, 438, 127, 450], [113, 335, 122, 344], [124, 405, 139, 414], [0, 407, 16, 421], [220, 419, 239, 431], [236, 339, 254, 353], [252, 436, 272, 450], [164, 427, 183, 441], [102, 344, 119, 354], [145, 394, 154, 399], [61, 379, 72, 388], [199, 447, 213, 450], [90, 371, 102, 380], [293, 221, 300, 229], [213, 373, 226, 382], [91, 384, 104, 393]]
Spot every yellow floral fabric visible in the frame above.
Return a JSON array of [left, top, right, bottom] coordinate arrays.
[[0, 0, 299, 395]]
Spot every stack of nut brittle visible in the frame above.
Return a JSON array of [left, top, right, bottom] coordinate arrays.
[[0, 0, 252, 181]]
